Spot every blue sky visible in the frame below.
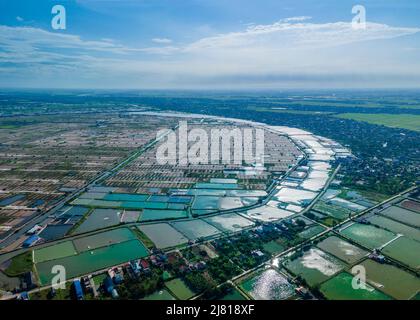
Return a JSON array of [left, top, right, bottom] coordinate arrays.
[[1, 0, 420, 89]]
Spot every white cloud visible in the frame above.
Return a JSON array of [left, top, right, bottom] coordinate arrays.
[[0, 17, 419, 88], [152, 38, 173, 44], [16, 16, 24, 22], [184, 20, 420, 52]]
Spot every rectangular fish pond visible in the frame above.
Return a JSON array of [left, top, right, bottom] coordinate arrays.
[[204, 213, 255, 233], [360, 259, 420, 300], [239, 269, 296, 300], [316, 236, 368, 264], [172, 219, 221, 240], [282, 248, 346, 287], [138, 223, 189, 249], [36, 239, 149, 285], [339, 223, 397, 250], [320, 272, 391, 300], [75, 208, 122, 234]]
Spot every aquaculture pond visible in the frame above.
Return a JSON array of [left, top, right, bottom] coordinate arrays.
[[339, 223, 397, 249], [72, 198, 122, 208], [172, 220, 221, 240], [313, 201, 351, 220], [38, 224, 73, 241], [194, 182, 238, 190], [75, 208, 122, 233], [283, 248, 346, 287], [0, 194, 25, 206], [381, 237, 420, 270], [273, 187, 317, 206], [328, 197, 366, 212], [192, 196, 220, 211], [204, 213, 254, 233], [121, 210, 141, 223], [360, 259, 420, 300], [36, 239, 149, 285], [138, 223, 188, 248], [139, 209, 188, 221], [104, 193, 149, 202], [379, 206, 420, 228], [72, 228, 136, 252], [367, 215, 420, 242], [34, 241, 77, 263], [246, 205, 294, 222], [120, 201, 167, 210], [320, 272, 391, 300], [398, 199, 420, 213], [316, 236, 368, 264], [240, 269, 295, 300]]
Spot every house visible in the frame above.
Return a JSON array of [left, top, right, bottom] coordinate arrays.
[[157, 253, 168, 263], [130, 260, 141, 274], [150, 255, 158, 266], [178, 265, 188, 274], [22, 235, 41, 248], [22, 271, 36, 290], [18, 292, 29, 300], [103, 276, 114, 295], [113, 273, 123, 284], [295, 286, 310, 298], [140, 259, 150, 272], [81, 276, 92, 293], [73, 279, 84, 300], [370, 253, 386, 264], [26, 225, 43, 235], [195, 261, 206, 271], [255, 226, 265, 235], [251, 250, 265, 259]]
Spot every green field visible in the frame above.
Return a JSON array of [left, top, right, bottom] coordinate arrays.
[[335, 113, 420, 132]]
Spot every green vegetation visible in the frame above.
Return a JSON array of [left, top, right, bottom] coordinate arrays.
[[4, 251, 33, 276], [184, 271, 217, 294], [118, 272, 163, 299], [252, 108, 333, 115], [335, 113, 420, 132], [30, 283, 73, 300], [207, 256, 242, 283], [131, 227, 155, 249], [0, 124, 19, 129]]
